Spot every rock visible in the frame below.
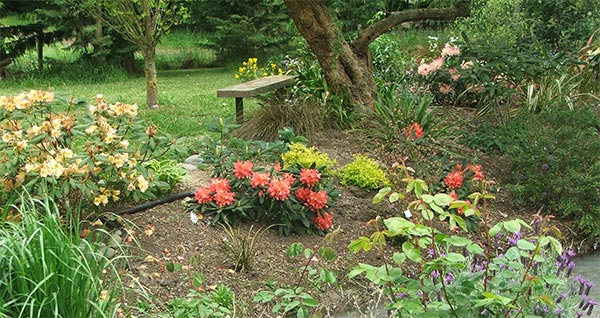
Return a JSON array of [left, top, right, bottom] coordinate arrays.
[[180, 163, 197, 171], [184, 155, 203, 166]]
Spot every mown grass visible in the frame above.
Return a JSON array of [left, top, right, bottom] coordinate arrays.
[[0, 30, 261, 138]]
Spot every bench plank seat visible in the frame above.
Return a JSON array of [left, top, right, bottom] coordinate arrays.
[[217, 75, 296, 123]]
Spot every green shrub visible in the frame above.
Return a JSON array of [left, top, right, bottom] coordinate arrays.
[[505, 107, 600, 235], [281, 142, 337, 171], [0, 196, 122, 318], [336, 155, 390, 191]]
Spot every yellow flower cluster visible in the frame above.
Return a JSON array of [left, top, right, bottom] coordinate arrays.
[[234, 57, 284, 81], [0, 90, 54, 111], [0, 90, 157, 208]]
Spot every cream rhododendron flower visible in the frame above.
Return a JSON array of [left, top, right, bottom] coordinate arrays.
[[137, 175, 149, 192]]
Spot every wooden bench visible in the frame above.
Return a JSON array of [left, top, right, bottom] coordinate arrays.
[[217, 75, 296, 123]]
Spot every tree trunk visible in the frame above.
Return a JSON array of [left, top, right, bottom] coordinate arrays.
[[284, 0, 470, 112], [141, 47, 159, 109], [284, 0, 377, 112]]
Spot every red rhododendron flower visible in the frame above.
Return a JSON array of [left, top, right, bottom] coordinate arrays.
[[213, 190, 235, 207], [470, 164, 484, 181], [234, 160, 253, 179], [404, 122, 424, 140], [295, 187, 312, 202], [273, 162, 282, 172], [268, 177, 291, 201], [300, 168, 321, 187], [208, 178, 231, 192], [312, 211, 333, 231], [449, 190, 458, 200], [250, 172, 270, 188], [444, 170, 463, 189], [306, 190, 328, 211], [194, 186, 212, 204]]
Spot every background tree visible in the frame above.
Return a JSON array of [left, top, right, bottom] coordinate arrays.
[[84, 0, 189, 109], [283, 0, 470, 111]]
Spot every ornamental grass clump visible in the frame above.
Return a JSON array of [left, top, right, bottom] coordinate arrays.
[[0, 195, 123, 318], [188, 160, 339, 236], [351, 162, 597, 318], [336, 154, 391, 191], [0, 91, 180, 219]]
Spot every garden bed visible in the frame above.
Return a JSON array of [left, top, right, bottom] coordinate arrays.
[[114, 128, 590, 316]]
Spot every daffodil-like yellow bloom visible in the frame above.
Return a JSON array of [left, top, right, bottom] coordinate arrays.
[[108, 153, 129, 168]]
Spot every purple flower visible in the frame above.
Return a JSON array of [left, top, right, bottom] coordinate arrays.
[[556, 307, 563, 318], [541, 163, 550, 171]]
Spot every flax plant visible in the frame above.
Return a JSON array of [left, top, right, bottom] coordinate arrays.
[[0, 195, 123, 318]]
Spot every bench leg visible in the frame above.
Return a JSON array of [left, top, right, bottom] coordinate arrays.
[[235, 97, 243, 124]]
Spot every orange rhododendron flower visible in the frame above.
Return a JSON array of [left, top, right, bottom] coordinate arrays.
[[312, 211, 333, 231], [234, 160, 253, 179], [295, 187, 312, 202], [306, 190, 328, 211], [250, 172, 270, 188], [268, 177, 291, 201], [213, 190, 235, 207], [444, 170, 463, 189], [208, 178, 231, 193], [299, 168, 321, 188], [194, 186, 212, 204]]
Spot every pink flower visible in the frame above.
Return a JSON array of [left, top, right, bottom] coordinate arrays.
[[250, 172, 270, 188], [439, 84, 452, 94], [213, 190, 235, 207], [300, 168, 321, 187], [418, 63, 432, 76], [273, 162, 282, 172], [194, 186, 212, 204], [441, 44, 460, 57], [268, 177, 291, 201], [461, 60, 474, 70], [448, 68, 461, 81], [282, 172, 296, 186], [306, 190, 328, 211], [312, 211, 333, 231], [429, 57, 444, 72], [208, 178, 231, 193], [233, 160, 253, 179]]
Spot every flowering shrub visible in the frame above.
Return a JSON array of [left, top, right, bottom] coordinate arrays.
[[234, 57, 283, 81], [336, 154, 391, 191], [188, 161, 339, 236], [0, 91, 178, 217], [352, 163, 597, 317]]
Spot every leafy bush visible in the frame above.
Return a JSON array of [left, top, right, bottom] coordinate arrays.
[[521, 0, 600, 51], [370, 32, 412, 87], [144, 159, 189, 191], [281, 142, 337, 171], [352, 163, 597, 317], [0, 91, 180, 217], [167, 284, 234, 318], [0, 196, 122, 318], [452, 0, 528, 44], [336, 154, 391, 191], [504, 107, 600, 235]]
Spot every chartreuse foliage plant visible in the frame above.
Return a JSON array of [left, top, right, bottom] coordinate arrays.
[[0, 195, 122, 318], [349, 162, 597, 317], [336, 154, 391, 191], [281, 142, 337, 171], [0, 91, 182, 218]]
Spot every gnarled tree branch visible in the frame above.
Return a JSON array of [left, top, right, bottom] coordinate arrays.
[[352, 1, 470, 55]]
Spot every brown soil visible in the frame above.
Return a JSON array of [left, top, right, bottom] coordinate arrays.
[[111, 128, 589, 317]]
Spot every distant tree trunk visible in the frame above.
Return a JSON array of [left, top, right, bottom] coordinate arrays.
[[141, 47, 159, 108], [284, 0, 470, 112]]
